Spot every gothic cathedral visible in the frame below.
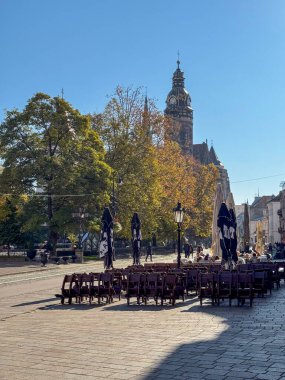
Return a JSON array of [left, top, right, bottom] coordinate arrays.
[[165, 60, 231, 199]]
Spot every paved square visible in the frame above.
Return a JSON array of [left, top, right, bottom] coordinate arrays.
[[1, 256, 285, 379]]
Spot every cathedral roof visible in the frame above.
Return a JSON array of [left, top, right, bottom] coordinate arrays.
[[209, 145, 221, 166], [193, 142, 211, 165]]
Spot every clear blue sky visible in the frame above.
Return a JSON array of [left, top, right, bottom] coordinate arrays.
[[1, 0, 285, 205]]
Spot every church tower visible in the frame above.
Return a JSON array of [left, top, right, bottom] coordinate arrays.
[[165, 60, 193, 154]]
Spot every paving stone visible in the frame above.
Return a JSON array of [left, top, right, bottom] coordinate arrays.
[[1, 254, 285, 380]]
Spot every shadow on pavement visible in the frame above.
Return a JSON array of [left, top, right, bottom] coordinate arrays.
[[102, 296, 198, 312], [12, 297, 57, 307], [38, 302, 102, 311], [141, 294, 283, 380]]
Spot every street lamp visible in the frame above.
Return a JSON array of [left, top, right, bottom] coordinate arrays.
[[72, 208, 89, 248], [173, 202, 185, 268]]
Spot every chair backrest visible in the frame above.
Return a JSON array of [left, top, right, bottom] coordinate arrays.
[[218, 272, 232, 285], [164, 274, 177, 287], [100, 272, 113, 283], [199, 272, 215, 287], [253, 271, 266, 280], [128, 273, 141, 283], [146, 273, 158, 282], [238, 272, 253, 288], [62, 274, 75, 290], [237, 263, 252, 272]]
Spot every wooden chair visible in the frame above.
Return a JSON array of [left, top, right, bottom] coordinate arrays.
[[237, 272, 254, 307], [217, 272, 233, 306], [98, 272, 114, 304], [125, 273, 143, 305], [144, 273, 159, 304], [78, 273, 93, 304], [90, 272, 100, 303], [61, 274, 80, 304], [198, 272, 216, 306], [161, 274, 184, 306], [253, 270, 269, 297], [112, 271, 123, 300], [185, 269, 199, 295]]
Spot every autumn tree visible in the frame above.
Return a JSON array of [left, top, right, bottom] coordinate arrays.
[[155, 139, 218, 242], [0, 93, 111, 249], [92, 86, 163, 240]]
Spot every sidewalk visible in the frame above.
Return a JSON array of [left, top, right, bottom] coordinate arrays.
[[0, 260, 60, 276], [0, 251, 181, 277]]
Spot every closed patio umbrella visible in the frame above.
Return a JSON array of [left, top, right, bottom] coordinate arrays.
[[211, 183, 224, 257], [131, 213, 142, 265], [243, 203, 250, 252], [217, 202, 231, 264], [99, 207, 115, 269], [229, 208, 238, 263], [226, 191, 235, 211]]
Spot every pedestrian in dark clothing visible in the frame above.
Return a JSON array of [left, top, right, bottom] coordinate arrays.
[[189, 244, 194, 259], [145, 243, 153, 262], [40, 251, 48, 267], [184, 243, 190, 258]]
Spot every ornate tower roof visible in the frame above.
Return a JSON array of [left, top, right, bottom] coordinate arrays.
[[165, 60, 192, 117]]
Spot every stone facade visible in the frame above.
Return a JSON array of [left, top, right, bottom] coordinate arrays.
[[279, 188, 285, 244], [267, 194, 281, 244]]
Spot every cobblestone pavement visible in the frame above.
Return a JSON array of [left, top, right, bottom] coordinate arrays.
[[1, 255, 285, 380]]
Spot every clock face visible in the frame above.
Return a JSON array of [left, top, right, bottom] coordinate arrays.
[[169, 96, 176, 105]]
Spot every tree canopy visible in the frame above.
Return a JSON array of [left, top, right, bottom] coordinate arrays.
[[0, 93, 111, 248], [0, 88, 218, 250]]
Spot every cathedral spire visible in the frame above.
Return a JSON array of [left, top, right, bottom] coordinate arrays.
[[144, 95, 148, 113], [142, 94, 151, 139], [165, 60, 193, 155]]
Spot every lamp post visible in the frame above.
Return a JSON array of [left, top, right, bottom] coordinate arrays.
[[173, 202, 185, 268], [72, 208, 89, 248]]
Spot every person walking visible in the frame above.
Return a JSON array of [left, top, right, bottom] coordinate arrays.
[[41, 241, 50, 267], [184, 243, 190, 258], [145, 243, 153, 262], [189, 244, 194, 260]]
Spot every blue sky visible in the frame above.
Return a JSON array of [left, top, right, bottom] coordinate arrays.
[[1, 0, 285, 205]]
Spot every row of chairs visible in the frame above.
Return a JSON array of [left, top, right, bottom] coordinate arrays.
[[60, 264, 283, 307], [197, 271, 276, 307], [61, 272, 118, 305], [125, 272, 185, 306], [60, 272, 185, 306]]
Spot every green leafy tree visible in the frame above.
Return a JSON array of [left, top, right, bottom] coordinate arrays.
[[0, 93, 112, 250], [0, 197, 23, 255]]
